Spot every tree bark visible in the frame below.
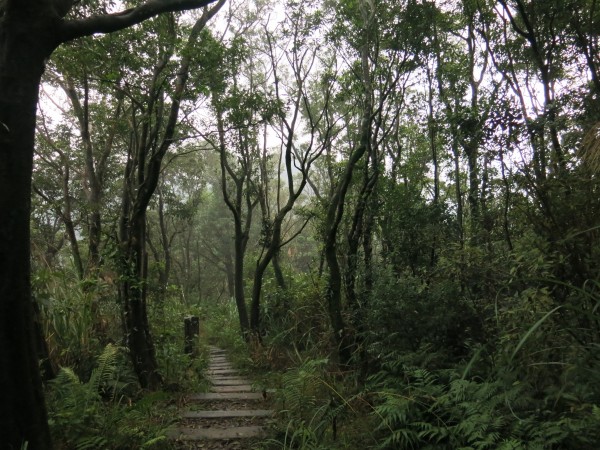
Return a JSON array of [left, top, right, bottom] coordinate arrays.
[[272, 252, 286, 290], [0, 6, 60, 448], [0, 0, 219, 446]]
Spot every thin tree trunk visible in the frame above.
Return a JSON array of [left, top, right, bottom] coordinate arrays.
[[233, 228, 250, 334], [272, 251, 286, 290], [426, 68, 439, 267], [215, 104, 252, 335], [158, 188, 172, 291]]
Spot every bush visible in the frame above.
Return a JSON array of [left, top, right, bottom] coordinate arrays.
[[365, 269, 482, 367]]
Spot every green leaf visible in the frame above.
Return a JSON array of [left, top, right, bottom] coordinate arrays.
[[510, 306, 562, 362]]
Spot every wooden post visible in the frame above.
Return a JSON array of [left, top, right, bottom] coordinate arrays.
[[184, 315, 200, 356]]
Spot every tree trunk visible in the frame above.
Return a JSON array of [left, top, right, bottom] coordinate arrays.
[[215, 102, 253, 336], [465, 142, 480, 239], [117, 2, 224, 385], [158, 189, 172, 290], [119, 211, 163, 389], [324, 238, 353, 364], [272, 252, 286, 290], [224, 254, 235, 300], [0, 1, 221, 447], [249, 225, 281, 334], [233, 228, 250, 335], [321, 13, 373, 364], [0, 16, 55, 449], [64, 75, 104, 272]]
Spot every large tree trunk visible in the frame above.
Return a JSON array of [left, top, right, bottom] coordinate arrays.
[[0, 1, 220, 447], [0, 15, 55, 450]]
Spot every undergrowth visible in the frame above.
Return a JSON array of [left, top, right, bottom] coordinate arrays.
[[368, 362, 600, 450], [38, 268, 209, 449], [46, 344, 177, 450]]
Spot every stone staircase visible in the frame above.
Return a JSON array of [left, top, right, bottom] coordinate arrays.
[[169, 346, 273, 448]]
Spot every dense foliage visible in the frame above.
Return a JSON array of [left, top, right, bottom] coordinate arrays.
[[29, 0, 600, 448]]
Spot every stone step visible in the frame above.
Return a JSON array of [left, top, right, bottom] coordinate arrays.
[[209, 363, 233, 369], [209, 361, 230, 366], [208, 350, 226, 355], [207, 368, 239, 375], [209, 367, 234, 372], [169, 425, 266, 440], [212, 384, 253, 393], [211, 375, 246, 380], [169, 346, 272, 445], [181, 409, 273, 419], [211, 378, 251, 386], [189, 392, 264, 401]]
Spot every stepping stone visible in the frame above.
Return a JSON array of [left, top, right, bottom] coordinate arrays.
[[169, 425, 266, 440], [189, 392, 264, 401], [182, 409, 274, 419], [212, 378, 251, 386], [212, 384, 253, 393]]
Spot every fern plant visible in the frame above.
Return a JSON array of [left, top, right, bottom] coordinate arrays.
[[47, 345, 120, 449], [369, 360, 600, 450], [47, 343, 177, 449], [266, 357, 352, 449]]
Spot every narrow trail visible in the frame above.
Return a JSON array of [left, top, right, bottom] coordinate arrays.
[[169, 346, 274, 449]]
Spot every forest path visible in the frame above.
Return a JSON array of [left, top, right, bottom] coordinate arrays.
[[169, 346, 274, 449]]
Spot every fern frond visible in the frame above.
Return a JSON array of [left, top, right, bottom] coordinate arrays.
[[89, 343, 119, 393], [55, 367, 82, 386], [75, 435, 108, 450]]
